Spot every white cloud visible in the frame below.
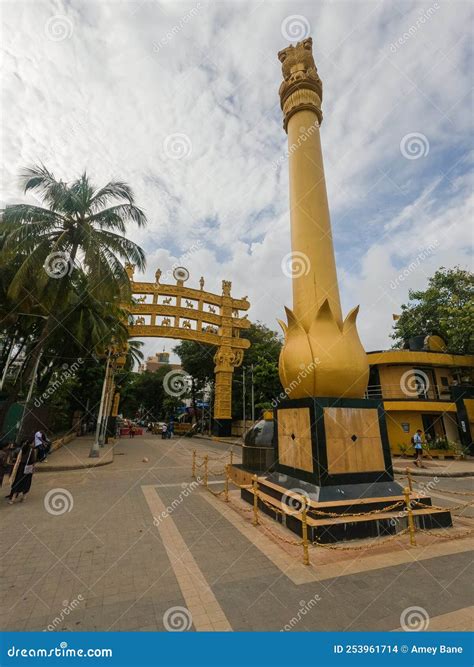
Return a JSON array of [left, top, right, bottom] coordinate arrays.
[[2, 0, 472, 363]]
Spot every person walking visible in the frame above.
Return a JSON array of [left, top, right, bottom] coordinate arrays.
[[0, 443, 11, 488], [161, 423, 167, 440], [6, 440, 36, 504], [167, 419, 174, 439], [412, 429, 424, 467], [33, 429, 47, 461]]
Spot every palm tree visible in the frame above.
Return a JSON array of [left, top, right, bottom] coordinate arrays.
[[2, 165, 147, 389], [125, 340, 145, 371]]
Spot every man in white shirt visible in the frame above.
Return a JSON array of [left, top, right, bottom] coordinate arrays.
[[34, 430, 48, 462], [413, 429, 424, 467]]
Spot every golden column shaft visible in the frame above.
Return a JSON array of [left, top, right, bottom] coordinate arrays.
[[287, 108, 342, 330], [277, 37, 369, 399]]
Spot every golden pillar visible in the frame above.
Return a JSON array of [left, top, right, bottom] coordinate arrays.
[[213, 281, 244, 435], [277, 38, 368, 399]]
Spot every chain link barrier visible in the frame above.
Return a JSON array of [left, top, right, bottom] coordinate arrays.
[[411, 498, 474, 514], [208, 467, 227, 477], [191, 452, 473, 565], [300, 499, 405, 519], [404, 467, 474, 498], [310, 528, 410, 552]]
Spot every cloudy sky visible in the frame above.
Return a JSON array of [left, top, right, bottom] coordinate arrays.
[[2, 0, 472, 362]]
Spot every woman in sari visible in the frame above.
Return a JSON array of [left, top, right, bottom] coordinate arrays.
[[7, 440, 36, 504]]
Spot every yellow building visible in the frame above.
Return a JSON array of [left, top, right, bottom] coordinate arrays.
[[366, 348, 474, 455]]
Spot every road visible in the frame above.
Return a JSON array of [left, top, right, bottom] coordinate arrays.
[[0, 433, 472, 632]]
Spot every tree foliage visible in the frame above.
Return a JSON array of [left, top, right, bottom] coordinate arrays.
[[391, 267, 474, 355], [172, 322, 283, 420], [0, 165, 147, 437]]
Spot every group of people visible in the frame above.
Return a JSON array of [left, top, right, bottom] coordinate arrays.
[[0, 430, 51, 504], [161, 421, 174, 439]]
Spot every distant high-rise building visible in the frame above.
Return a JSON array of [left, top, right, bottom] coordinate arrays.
[[139, 351, 182, 374]]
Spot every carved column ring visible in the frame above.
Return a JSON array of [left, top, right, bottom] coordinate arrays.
[[282, 86, 323, 131]]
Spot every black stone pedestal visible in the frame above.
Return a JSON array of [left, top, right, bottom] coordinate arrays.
[[240, 396, 453, 542], [273, 396, 398, 500], [212, 419, 232, 437]]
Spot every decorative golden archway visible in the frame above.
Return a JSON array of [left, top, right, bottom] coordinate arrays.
[[125, 264, 251, 435]]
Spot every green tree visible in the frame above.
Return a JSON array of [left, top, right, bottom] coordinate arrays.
[[391, 267, 474, 355], [173, 340, 215, 418], [2, 165, 147, 388], [173, 323, 283, 420], [120, 368, 185, 422], [233, 322, 283, 419]]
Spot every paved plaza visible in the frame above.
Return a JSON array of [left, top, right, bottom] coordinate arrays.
[[1, 434, 472, 632]]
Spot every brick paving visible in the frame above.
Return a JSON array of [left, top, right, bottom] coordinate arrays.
[[0, 433, 472, 632]]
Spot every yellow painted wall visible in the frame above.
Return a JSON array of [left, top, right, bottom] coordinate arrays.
[[368, 350, 474, 367], [433, 367, 453, 398], [384, 410, 423, 453], [378, 365, 407, 398], [385, 409, 461, 453], [464, 399, 474, 436], [443, 413, 460, 443]]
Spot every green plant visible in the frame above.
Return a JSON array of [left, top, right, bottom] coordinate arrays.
[[398, 443, 409, 456], [432, 436, 450, 450]]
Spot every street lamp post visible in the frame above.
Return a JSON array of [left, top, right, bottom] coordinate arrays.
[[242, 366, 246, 436], [251, 364, 255, 423], [89, 350, 112, 458]]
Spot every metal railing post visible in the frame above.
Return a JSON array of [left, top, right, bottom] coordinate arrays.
[[252, 474, 259, 526], [404, 486, 417, 546], [301, 497, 310, 566]]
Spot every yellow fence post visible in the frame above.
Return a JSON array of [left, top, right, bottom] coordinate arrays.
[[192, 450, 196, 479], [301, 497, 310, 566], [406, 467, 413, 492], [252, 474, 259, 526], [404, 486, 416, 546], [224, 464, 229, 503], [204, 455, 209, 489]]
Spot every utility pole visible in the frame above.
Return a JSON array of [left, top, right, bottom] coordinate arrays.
[[100, 366, 115, 446], [251, 364, 255, 423], [16, 351, 43, 443], [89, 350, 111, 458], [208, 383, 213, 437], [242, 366, 246, 436], [0, 332, 16, 392]]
